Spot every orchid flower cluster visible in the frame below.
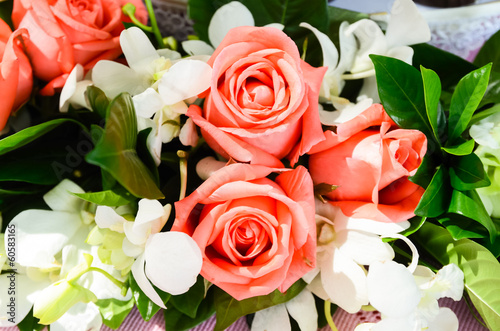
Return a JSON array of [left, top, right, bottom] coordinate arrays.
[[1, 0, 499, 331]]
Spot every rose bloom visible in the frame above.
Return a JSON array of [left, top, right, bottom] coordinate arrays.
[[0, 19, 32, 131], [172, 163, 316, 300], [308, 104, 427, 223], [12, 0, 147, 95], [188, 26, 327, 168]]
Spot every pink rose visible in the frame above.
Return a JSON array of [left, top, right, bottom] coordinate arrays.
[[0, 19, 32, 131], [172, 163, 316, 300], [12, 0, 147, 95], [188, 26, 327, 167], [308, 104, 427, 223]]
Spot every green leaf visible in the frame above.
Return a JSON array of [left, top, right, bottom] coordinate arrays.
[[412, 222, 500, 330], [421, 66, 443, 143], [0, 0, 13, 29], [214, 280, 307, 331], [85, 93, 164, 199], [399, 216, 427, 238], [437, 214, 488, 240], [17, 307, 45, 331], [169, 275, 206, 318], [129, 273, 171, 321], [448, 189, 496, 243], [95, 298, 134, 329], [0, 118, 85, 156], [474, 29, 500, 73], [164, 288, 216, 331], [370, 55, 433, 140], [73, 188, 136, 207], [409, 154, 438, 189], [441, 139, 475, 156], [449, 153, 490, 191], [448, 63, 492, 142], [414, 166, 451, 218], [86, 85, 110, 119], [470, 104, 500, 127]]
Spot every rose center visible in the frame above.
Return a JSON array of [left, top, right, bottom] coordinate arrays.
[[231, 218, 271, 258]]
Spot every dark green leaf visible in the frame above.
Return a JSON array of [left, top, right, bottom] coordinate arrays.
[[449, 153, 490, 191], [17, 307, 45, 331], [481, 71, 500, 108], [470, 104, 500, 127], [0, 118, 85, 156], [414, 166, 451, 218], [412, 222, 500, 330], [214, 280, 307, 331], [0, 0, 13, 29], [441, 139, 475, 156], [95, 298, 134, 329], [86, 85, 110, 119], [370, 55, 433, 140], [437, 214, 488, 240], [164, 288, 216, 331], [85, 93, 164, 199], [129, 273, 171, 321], [409, 154, 438, 189], [448, 189, 496, 243], [474, 29, 500, 73], [421, 66, 443, 143], [448, 64, 492, 142], [169, 275, 206, 318], [73, 188, 135, 207], [399, 216, 427, 238]]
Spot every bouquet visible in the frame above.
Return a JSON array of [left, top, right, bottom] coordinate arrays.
[[0, 0, 499, 330]]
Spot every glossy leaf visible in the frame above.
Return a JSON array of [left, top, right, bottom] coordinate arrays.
[[448, 189, 496, 243], [414, 166, 450, 218], [421, 66, 443, 143], [469, 103, 500, 127], [86, 85, 109, 119], [437, 214, 488, 240], [17, 308, 44, 331], [448, 63, 492, 142], [73, 188, 135, 207], [85, 93, 164, 199], [371, 55, 433, 140], [409, 154, 438, 189], [412, 222, 500, 330], [441, 139, 475, 156], [129, 273, 171, 321], [213, 280, 307, 331], [169, 276, 206, 318], [95, 298, 134, 329], [449, 153, 490, 191], [0, 118, 84, 156], [164, 288, 216, 331], [474, 29, 500, 73]]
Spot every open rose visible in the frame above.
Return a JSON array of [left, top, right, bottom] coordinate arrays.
[[12, 0, 147, 95], [187, 26, 326, 167], [172, 163, 316, 300], [308, 104, 427, 223], [0, 19, 32, 131]]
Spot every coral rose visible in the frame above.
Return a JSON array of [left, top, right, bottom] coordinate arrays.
[[0, 19, 32, 131], [12, 0, 147, 95], [188, 26, 327, 167], [172, 163, 316, 300], [308, 104, 427, 223]]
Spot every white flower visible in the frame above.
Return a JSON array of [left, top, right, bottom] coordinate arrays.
[[59, 64, 93, 113]]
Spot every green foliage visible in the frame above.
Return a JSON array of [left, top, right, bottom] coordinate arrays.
[[474, 29, 500, 73], [0, 0, 13, 29], [129, 273, 171, 321], [73, 187, 135, 207], [95, 298, 135, 329], [17, 308, 45, 331]]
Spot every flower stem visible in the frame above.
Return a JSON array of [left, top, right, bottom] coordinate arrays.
[[88, 267, 126, 290], [177, 150, 188, 200], [144, 0, 166, 48], [122, 3, 153, 32], [324, 300, 339, 331]]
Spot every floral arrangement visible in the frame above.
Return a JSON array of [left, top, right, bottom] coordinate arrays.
[[1, 0, 500, 330]]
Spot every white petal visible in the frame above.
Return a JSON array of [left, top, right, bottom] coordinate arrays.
[[182, 40, 215, 56], [285, 289, 318, 331], [120, 27, 160, 73], [251, 304, 290, 331], [385, 0, 431, 48], [0, 274, 50, 326], [158, 60, 212, 105], [431, 264, 464, 301], [321, 247, 368, 313], [371, 316, 416, 331], [367, 261, 421, 318], [135, 199, 169, 227], [50, 302, 102, 331], [94, 206, 126, 232], [122, 237, 145, 258], [179, 117, 199, 147], [44, 179, 85, 212], [306, 273, 329, 301], [131, 254, 166, 308], [157, 48, 182, 61], [354, 323, 376, 331], [320, 98, 373, 125], [427, 307, 459, 331], [133, 88, 164, 118], [60, 64, 84, 112], [336, 21, 357, 74], [208, 1, 255, 48], [337, 230, 394, 266], [195, 156, 227, 181], [10, 210, 82, 268], [92, 60, 147, 98], [264, 23, 284, 30], [387, 46, 414, 65], [144, 232, 202, 295], [381, 233, 419, 274], [300, 22, 339, 71], [345, 19, 387, 73]]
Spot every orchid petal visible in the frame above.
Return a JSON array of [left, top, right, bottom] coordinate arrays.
[[144, 232, 202, 295], [346, 20, 387, 73], [251, 304, 290, 331], [94, 206, 127, 233], [182, 40, 215, 56], [179, 117, 199, 147], [427, 307, 459, 331], [92, 60, 147, 98], [49, 302, 102, 331], [43, 179, 85, 212], [133, 88, 163, 118], [208, 1, 255, 48], [59, 64, 84, 112], [300, 22, 339, 71], [120, 27, 160, 73], [385, 0, 431, 48], [264, 23, 285, 30], [336, 229, 394, 266], [157, 48, 182, 61], [158, 59, 212, 105], [367, 260, 421, 318], [319, 98, 373, 125], [285, 289, 318, 331], [371, 317, 415, 331], [430, 264, 464, 301], [131, 254, 166, 308], [135, 199, 169, 227], [122, 237, 145, 258]]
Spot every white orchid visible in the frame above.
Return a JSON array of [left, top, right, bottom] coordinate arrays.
[[93, 199, 202, 308], [303, 201, 407, 313], [59, 64, 93, 113]]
